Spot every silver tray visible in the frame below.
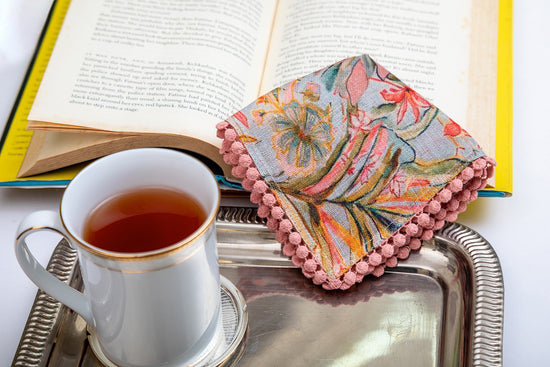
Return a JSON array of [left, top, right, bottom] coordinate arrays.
[[12, 207, 504, 367]]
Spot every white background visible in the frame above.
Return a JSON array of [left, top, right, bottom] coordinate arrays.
[[1, 0, 549, 366]]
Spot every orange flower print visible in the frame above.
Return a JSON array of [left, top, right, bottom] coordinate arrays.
[[380, 84, 430, 123], [438, 116, 471, 155], [302, 82, 320, 102], [443, 119, 470, 138], [271, 101, 333, 170]]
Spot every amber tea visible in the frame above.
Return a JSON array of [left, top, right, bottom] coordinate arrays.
[[83, 186, 207, 253]]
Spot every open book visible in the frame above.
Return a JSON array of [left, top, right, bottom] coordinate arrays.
[[0, 0, 513, 195]]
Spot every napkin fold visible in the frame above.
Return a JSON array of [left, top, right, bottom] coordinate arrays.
[[217, 54, 494, 290]]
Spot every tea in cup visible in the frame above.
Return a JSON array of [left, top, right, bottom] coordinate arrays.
[[15, 148, 223, 367]]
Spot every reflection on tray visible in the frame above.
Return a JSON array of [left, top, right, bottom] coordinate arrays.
[[12, 211, 504, 367], [230, 265, 440, 308]]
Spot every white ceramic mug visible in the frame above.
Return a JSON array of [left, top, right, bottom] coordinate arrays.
[[15, 148, 222, 367]]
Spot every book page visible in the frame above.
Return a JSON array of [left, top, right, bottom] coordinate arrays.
[[262, 0, 492, 151], [28, 0, 276, 147]]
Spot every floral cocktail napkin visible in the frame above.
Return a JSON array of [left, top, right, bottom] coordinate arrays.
[[217, 54, 494, 290]]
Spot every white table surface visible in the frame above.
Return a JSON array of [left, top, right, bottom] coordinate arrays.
[[1, 1, 549, 366]]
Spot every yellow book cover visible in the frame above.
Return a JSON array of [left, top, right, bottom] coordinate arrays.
[[0, 0, 79, 187]]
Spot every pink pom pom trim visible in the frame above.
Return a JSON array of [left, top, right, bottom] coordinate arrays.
[[217, 123, 495, 290]]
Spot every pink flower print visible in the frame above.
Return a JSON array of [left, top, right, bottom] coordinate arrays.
[[346, 58, 369, 106], [233, 111, 249, 128], [388, 172, 407, 197], [380, 84, 430, 123], [251, 109, 266, 125], [357, 151, 381, 185], [326, 57, 369, 106], [280, 80, 297, 104], [345, 108, 372, 134], [306, 82, 320, 94]]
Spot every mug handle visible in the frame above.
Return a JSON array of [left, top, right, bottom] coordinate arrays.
[[15, 210, 94, 326]]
